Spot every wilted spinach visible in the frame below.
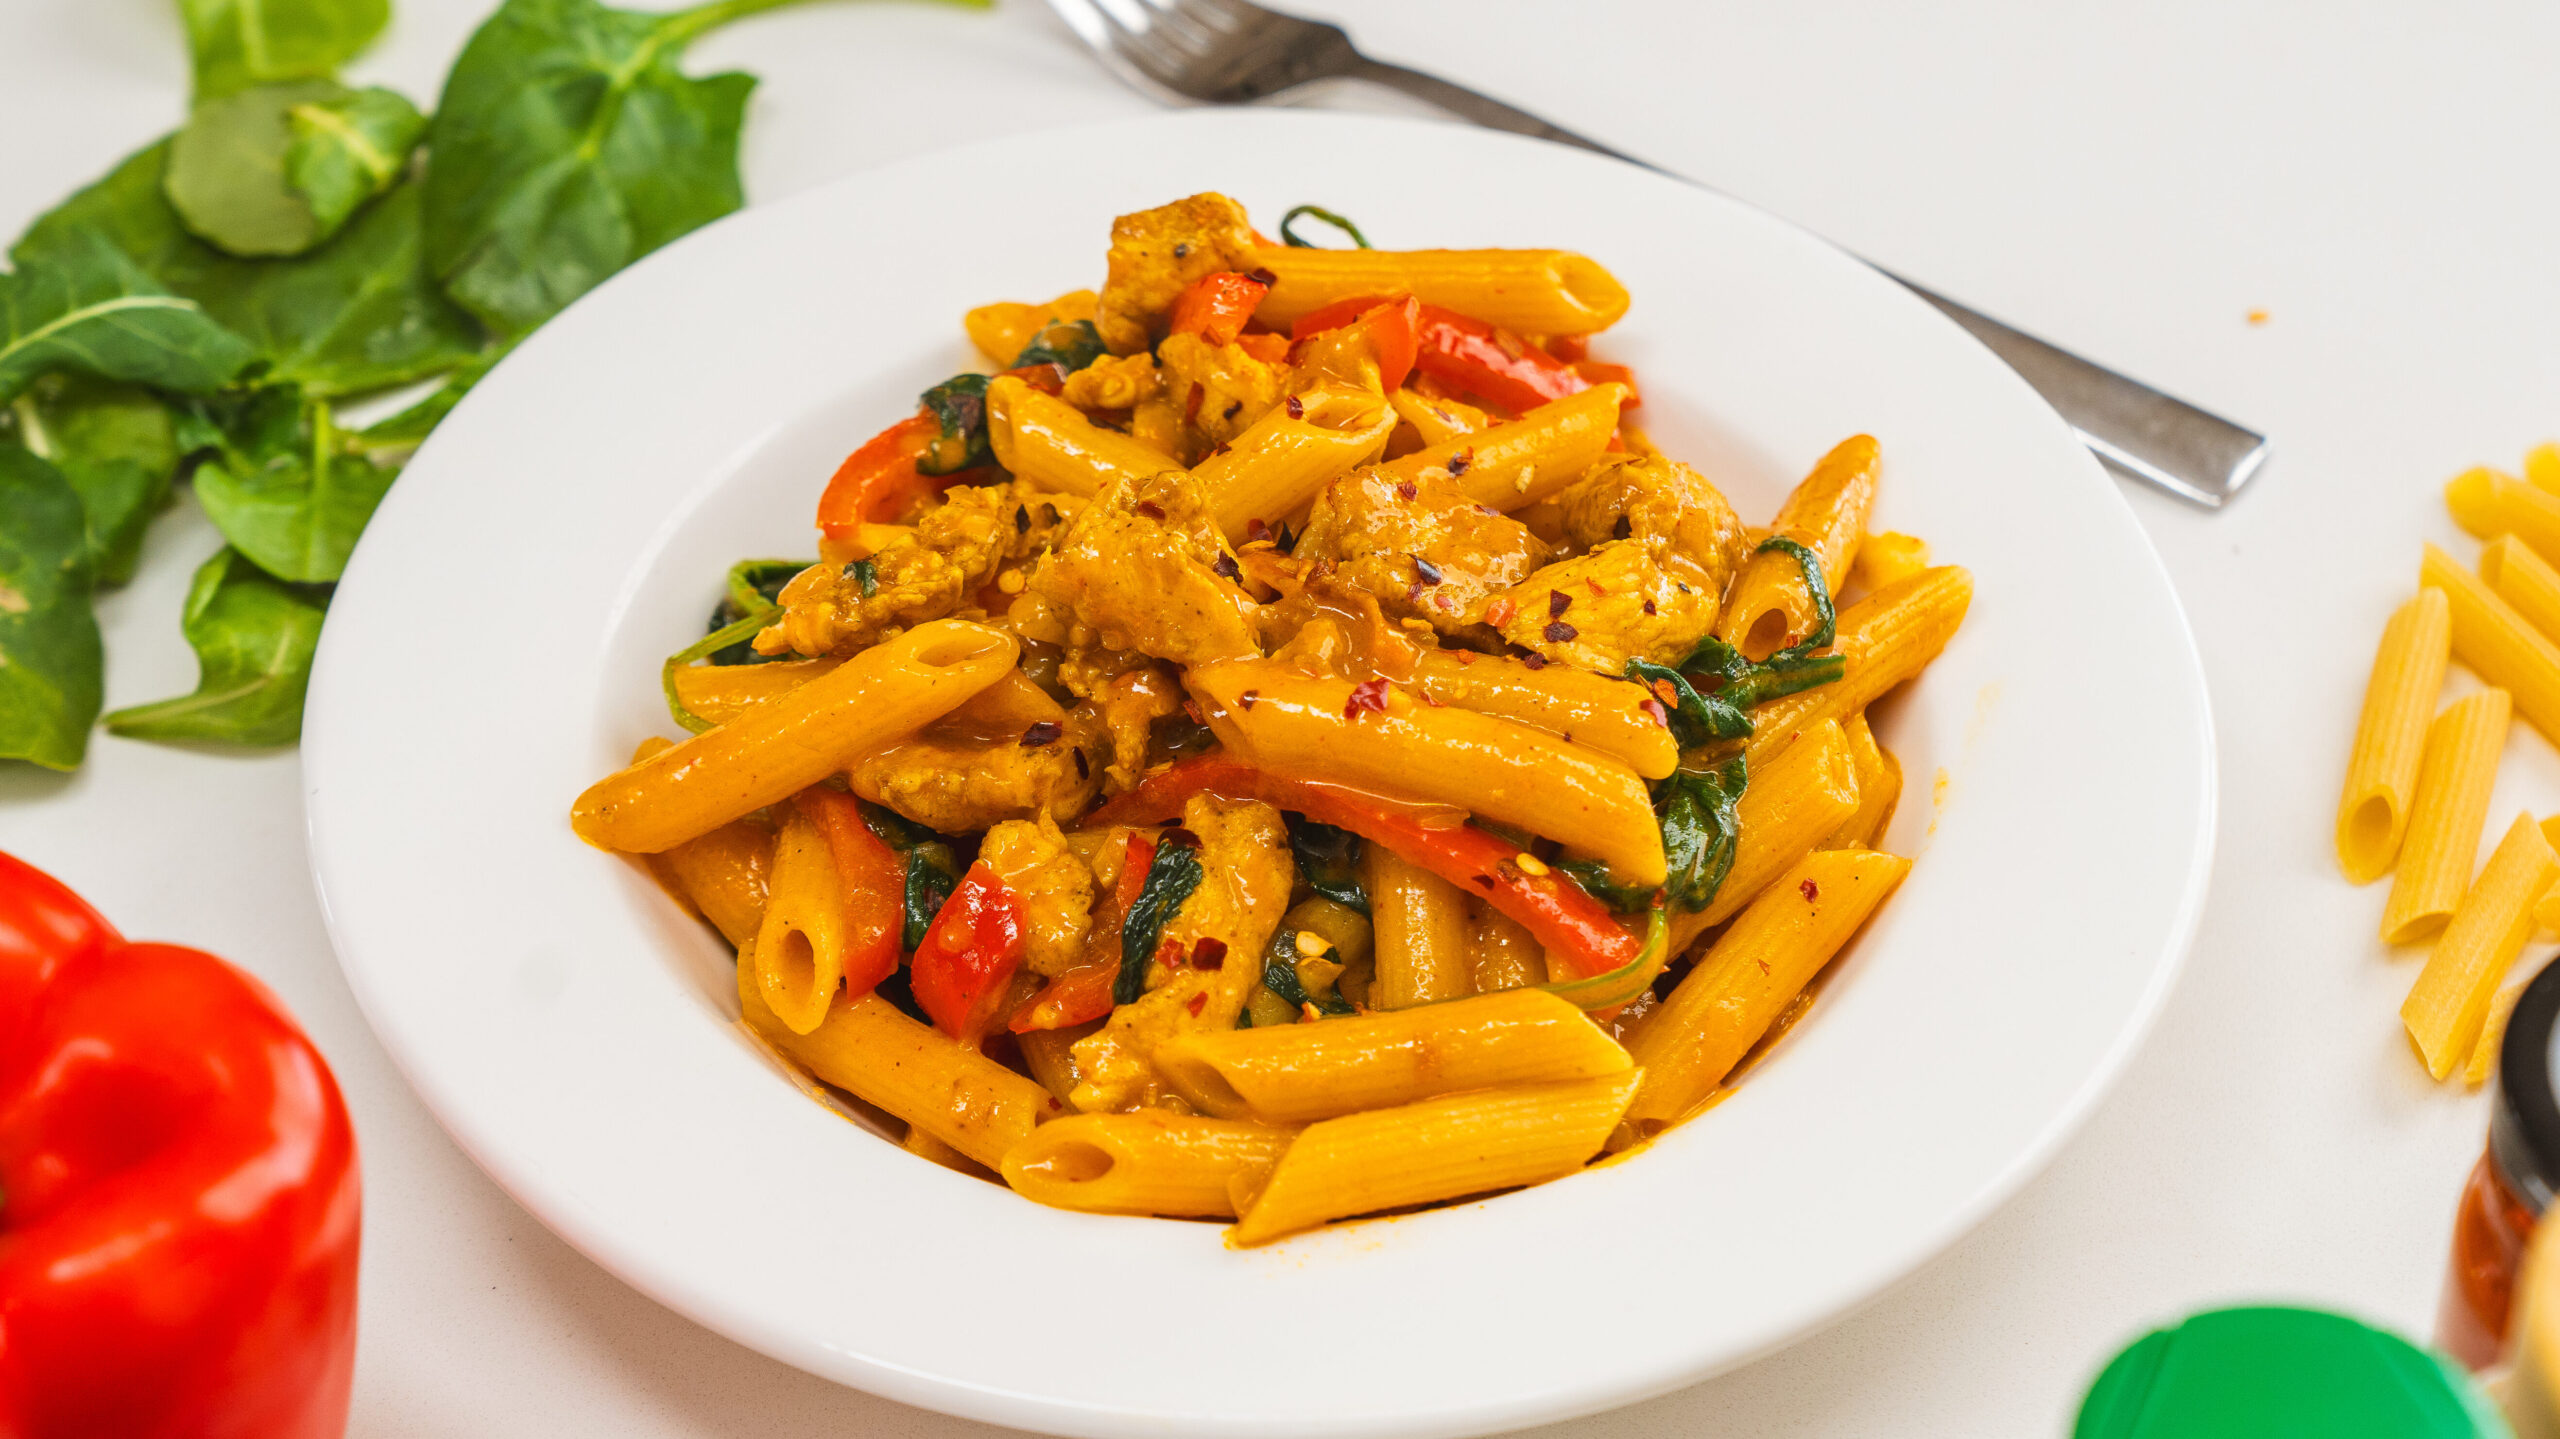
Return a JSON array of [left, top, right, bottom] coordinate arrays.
[[1284, 813, 1367, 914], [1259, 928, 1354, 1017], [1626, 536, 1848, 750], [1118, 835, 1205, 1003], [104, 547, 329, 745], [917, 372, 991, 475], [0, 445, 104, 771], [1658, 756, 1749, 912], [1011, 318, 1105, 373], [178, 0, 389, 100]]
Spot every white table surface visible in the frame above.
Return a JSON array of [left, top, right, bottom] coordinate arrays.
[[6, 1, 2556, 1433]]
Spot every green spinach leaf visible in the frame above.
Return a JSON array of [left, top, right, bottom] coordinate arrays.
[[1659, 756, 1749, 912], [288, 86, 428, 238], [4, 375, 181, 586], [916, 372, 990, 476], [191, 392, 398, 583], [178, 0, 389, 101], [1117, 832, 1204, 1003], [0, 444, 104, 770], [903, 841, 960, 953], [356, 343, 506, 447], [0, 233, 256, 406], [1259, 928, 1354, 1017], [1283, 813, 1367, 914], [103, 547, 327, 744], [15, 139, 482, 398], [166, 80, 347, 257], [1011, 318, 1104, 373]]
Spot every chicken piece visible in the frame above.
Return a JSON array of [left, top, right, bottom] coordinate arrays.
[[1150, 333, 1292, 463], [1490, 540, 1721, 674], [757, 482, 1078, 658], [1093, 192, 1263, 356], [1070, 795, 1293, 1112], [1555, 453, 1751, 593], [1296, 467, 1552, 638], [1029, 468, 1261, 668], [848, 703, 1106, 832], [1058, 647, 1187, 793], [979, 816, 1097, 978]]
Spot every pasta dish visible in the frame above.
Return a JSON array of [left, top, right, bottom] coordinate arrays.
[[570, 193, 1972, 1245]]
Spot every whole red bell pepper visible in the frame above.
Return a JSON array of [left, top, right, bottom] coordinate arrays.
[[0, 851, 360, 1439], [911, 861, 1028, 1042], [1412, 305, 1592, 415]]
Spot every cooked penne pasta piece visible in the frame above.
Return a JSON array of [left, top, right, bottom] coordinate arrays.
[[1227, 1071, 1642, 1246], [2421, 543, 2560, 745], [671, 657, 842, 728], [1016, 1022, 1094, 1105], [1716, 436, 1881, 660], [1849, 531, 1929, 595], [2381, 689, 2512, 944], [573, 620, 1016, 853], [2483, 535, 2560, 643], [1190, 661, 1663, 885], [903, 1124, 980, 1175], [1362, 843, 1474, 1009], [650, 815, 774, 946], [2336, 590, 2453, 883], [1824, 712, 1903, 850], [1408, 648, 1677, 779], [1156, 988, 1627, 1124], [1467, 899, 1547, 993], [2446, 468, 2560, 564], [985, 374, 1182, 499], [1251, 247, 1631, 335], [1001, 1112, 1295, 1218], [1627, 848, 1910, 1133], [1374, 385, 1628, 513], [1388, 389, 1491, 448], [2404, 812, 2560, 1079], [738, 960, 1059, 1169], [2468, 975, 2533, 1088], [1194, 383, 1396, 540], [750, 803, 849, 1035], [1664, 721, 1861, 958], [965, 289, 1096, 365], [1745, 566, 1973, 766]]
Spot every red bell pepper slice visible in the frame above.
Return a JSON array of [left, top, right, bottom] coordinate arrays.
[[793, 789, 903, 1000], [815, 412, 940, 545], [0, 851, 360, 1439], [1087, 759, 1639, 981], [1287, 294, 1397, 341], [911, 861, 1029, 1042], [1287, 294, 1420, 392], [1413, 305, 1592, 415], [1167, 270, 1271, 347], [1010, 830, 1154, 1033]]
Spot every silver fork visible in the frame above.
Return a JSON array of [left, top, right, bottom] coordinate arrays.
[[1044, 0, 2270, 509]]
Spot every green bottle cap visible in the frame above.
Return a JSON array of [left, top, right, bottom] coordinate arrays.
[[2075, 1306, 2512, 1439]]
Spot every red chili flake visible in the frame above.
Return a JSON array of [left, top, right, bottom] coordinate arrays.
[[1247, 517, 1274, 544], [1641, 598, 1658, 616], [1521, 652, 1549, 670], [1248, 266, 1278, 285], [1612, 514, 1632, 540], [1639, 696, 1670, 728], [1207, 442, 1233, 459], [1185, 383, 1206, 423], [1014, 505, 1032, 534], [1548, 589, 1572, 617], [1447, 449, 1473, 478], [1413, 556, 1443, 586], [1162, 826, 1203, 851], [1471, 874, 1497, 890], [1344, 677, 1392, 719], [1134, 499, 1167, 521], [1186, 992, 1208, 1016], [1648, 679, 1680, 705], [1213, 553, 1242, 581], [1586, 579, 1606, 597], [1072, 748, 1090, 779], [1286, 395, 1304, 419], [1433, 592, 1457, 613], [1190, 937, 1229, 970], [1047, 1096, 1065, 1111], [1485, 597, 1517, 627], [1544, 620, 1577, 643], [1237, 688, 1260, 714], [1155, 937, 1185, 970], [1800, 879, 1821, 902], [1224, 400, 1243, 420], [1182, 698, 1206, 725], [1020, 720, 1064, 748], [1396, 480, 1419, 502], [1451, 648, 1475, 665]]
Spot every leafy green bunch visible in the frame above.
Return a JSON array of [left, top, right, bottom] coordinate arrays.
[[0, 0, 976, 771]]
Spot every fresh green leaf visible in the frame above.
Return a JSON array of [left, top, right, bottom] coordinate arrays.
[[0, 233, 256, 406], [1010, 318, 1104, 373], [192, 394, 397, 583], [916, 372, 990, 476], [165, 81, 350, 257], [178, 0, 389, 100], [1284, 813, 1367, 915], [0, 444, 104, 770], [15, 139, 483, 398], [1659, 756, 1749, 912], [103, 547, 326, 744], [5, 376, 181, 586], [903, 841, 960, 953], [1117, 832, 1205, 1004], [287, 86, 428, 238], [1259, 928, 1354, 1017], [422, 0, 822, 338]]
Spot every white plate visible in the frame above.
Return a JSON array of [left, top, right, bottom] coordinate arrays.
[[306, 111, 2213, 1438]]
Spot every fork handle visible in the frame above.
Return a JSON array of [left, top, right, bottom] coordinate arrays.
[[1344, 60, 2269, 508]]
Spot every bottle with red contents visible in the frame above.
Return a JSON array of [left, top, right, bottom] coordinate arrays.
[[2442, 957, 2560, 1370]]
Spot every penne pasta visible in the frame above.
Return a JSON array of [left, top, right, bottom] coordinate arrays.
[[1466, 899, 1547, 993], [2483, 535, 2560, 643], [1626, 848, 1910, 1133], [2421, 543, 2560, 745], [2468, 975, 2533, 1088], [572, 620, 1016, 854], [1194, 382, 1396, 541], [2531, 443, 2560, 497], [1155, 988, 1628, 1124], [1251, 247, 1632, 335], [2335, 589, 2453, 883], [2403, 812, 2560, 1079], [1227, 1071, 1643, 1246], [1016, 1021, 1095, 1105], [2445, 467, 2560, 564], [1001, 1112, 1295, 1218], [1824, 712, 1903, 851], [750, 803, 849, 1035], [965, 289, 1096, 366], [903, 1124, 981, 1176], [1746, 566, 1973, 766], [1716, 435, 1881, 660], [2381, 689, 2512, 945], [985, 374, 1182, 499], [1374, 385, 1628, 513], [645, 812, 774, 948], [739, 959, 1059, 1169], [1361, 842, 1475, 1009], [1665, 720, 1862, 958], [671, 656, 842, 728], [1849, 531, 1930, 595], [1407, 648, 1678, 780], [1388, 389, 1491, 448], [1190, 660, 1664, 885]]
